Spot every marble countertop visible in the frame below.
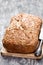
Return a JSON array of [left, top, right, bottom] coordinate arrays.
[[0, 0, 43, 65]]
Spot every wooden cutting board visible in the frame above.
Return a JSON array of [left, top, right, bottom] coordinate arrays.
[[1, 45, 43, 59], [1, 20, 43, 59]]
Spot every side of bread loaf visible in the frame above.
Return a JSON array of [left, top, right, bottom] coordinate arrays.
[[2, 13, 42, 53]]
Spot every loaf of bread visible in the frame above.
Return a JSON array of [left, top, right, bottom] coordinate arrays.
[[2, 13, 42, 53]]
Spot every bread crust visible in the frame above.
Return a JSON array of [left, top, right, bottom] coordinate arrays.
[[2, 13, 42, 53]]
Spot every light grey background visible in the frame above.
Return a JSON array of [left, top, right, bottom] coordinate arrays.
[[0, 0, 43, 65]]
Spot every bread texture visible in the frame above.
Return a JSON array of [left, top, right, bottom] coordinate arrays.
[[2, 13, 42, 53]]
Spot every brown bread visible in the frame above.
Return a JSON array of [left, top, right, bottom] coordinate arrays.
[[2, 13, 42, 53]]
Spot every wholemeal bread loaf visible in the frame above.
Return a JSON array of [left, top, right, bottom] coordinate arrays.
[[2, 13, 42, 53]]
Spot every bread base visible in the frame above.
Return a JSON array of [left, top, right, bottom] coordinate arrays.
[[1, 45, 43, 59]]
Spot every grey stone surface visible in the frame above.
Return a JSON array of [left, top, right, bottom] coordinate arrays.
[[0, 0, 43, 65]]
